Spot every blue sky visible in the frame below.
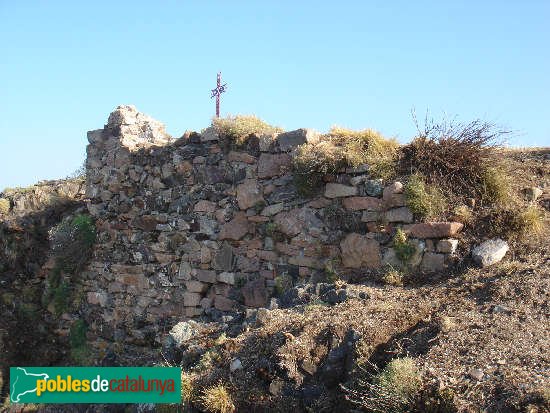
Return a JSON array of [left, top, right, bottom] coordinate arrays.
[[1, 1, 549, 190]]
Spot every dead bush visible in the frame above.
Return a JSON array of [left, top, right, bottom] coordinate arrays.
[[399, 117, 509, 201]]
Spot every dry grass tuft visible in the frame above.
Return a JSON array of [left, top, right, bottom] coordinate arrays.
[[0, 198, 10, 215], [382, 267, 404, 287], [488, 205, 545, 240], [293, 127, 398, 196], [181, 372, 194, 404], [347, 357, 423, 412], [200, 383, 235, 413], [212, 115, 282, 145]]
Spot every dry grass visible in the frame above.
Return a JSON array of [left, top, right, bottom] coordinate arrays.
[[212, 115, 282, 145], [382, 267, 404, 287], [200, 383, 235, 413], [181, 371, 194, 404], [0, 198, 9, 215], [293, 127, 398, 196], [346, 357, 422, 413]]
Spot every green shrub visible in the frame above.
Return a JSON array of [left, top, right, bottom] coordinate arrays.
[[50, 214, 96, 273], [52, 281, 69, 316], [393, 229, 416, 263], [404, 174, 447, 220], [212, 115, 282, 145], [69, 319, 87, 348], [274, 274, 294, 296], [293, 127, 398, 196], [0, 198, 10, 214]]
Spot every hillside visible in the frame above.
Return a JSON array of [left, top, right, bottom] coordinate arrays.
[[0, 107, 548, 413]]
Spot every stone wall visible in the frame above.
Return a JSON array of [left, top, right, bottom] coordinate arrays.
[[83, 105, 464, 346]]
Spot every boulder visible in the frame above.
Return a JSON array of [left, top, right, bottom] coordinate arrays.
[[472, 238, 509, 267], [524, 186, 543, 201], [236, 179, 264, 210], [106, 105, 172, 151], [437, 239, 459, 254], [219, 212, 249, 240], [257, 153, 292, 178], [340, 233, 381, 269], [276, 128, 320, 151]]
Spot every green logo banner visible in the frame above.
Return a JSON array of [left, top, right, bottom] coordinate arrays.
[[10, 367, 181, 404]]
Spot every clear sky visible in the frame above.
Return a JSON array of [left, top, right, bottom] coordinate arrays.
[[1, 1, 549, 191]]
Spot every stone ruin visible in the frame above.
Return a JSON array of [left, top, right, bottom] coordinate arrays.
[[82, 105, 465, 346]]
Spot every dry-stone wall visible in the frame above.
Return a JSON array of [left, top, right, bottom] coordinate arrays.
[[83, 105, 464, 345]]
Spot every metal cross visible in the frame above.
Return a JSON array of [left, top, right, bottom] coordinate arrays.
[[210, 72, 227, 118]]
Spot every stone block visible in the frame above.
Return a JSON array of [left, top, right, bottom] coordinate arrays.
[[195, 269, 217, 284], [421, 253, 445, 272], [325, 183, 357, 198], [183, 292, 202, 307], [340, 233, 381, 269], [343, 196, 383, 211]]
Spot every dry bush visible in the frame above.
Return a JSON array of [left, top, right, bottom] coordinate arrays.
[[293, 127, 398, 196], [200, 383, 235, 413], [212, 115, 282, 145], [399, 117, 509, 201]]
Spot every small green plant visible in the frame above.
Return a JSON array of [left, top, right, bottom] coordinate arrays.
[[200, 383, 235, 413], [382, 267, 404, 287], [393, 229, 416, 263], [404, 173, 447, 220], [0, 198, 10, 214], [274, 274, 293, 296], [212, 115, 282, 145], [265, 222, 278, 236]]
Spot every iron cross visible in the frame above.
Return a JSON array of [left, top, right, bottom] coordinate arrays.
[[210, 72, 227, 118]]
